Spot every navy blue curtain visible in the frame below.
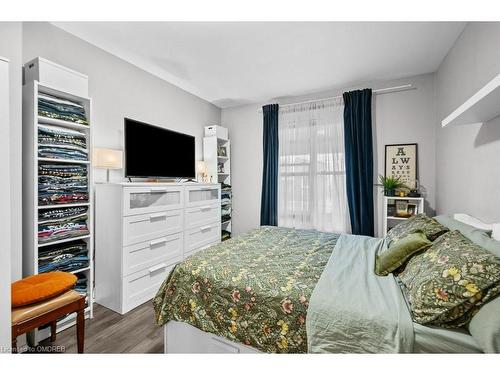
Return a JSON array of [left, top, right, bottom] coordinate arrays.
[[343, 89, 374, 236], [260, 104, 279, 226]]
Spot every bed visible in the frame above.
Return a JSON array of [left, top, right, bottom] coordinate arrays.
[[153, 219, 499, 354]]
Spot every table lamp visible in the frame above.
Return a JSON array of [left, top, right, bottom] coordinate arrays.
[[93, 148, 123, 183], [196, 160, 208, 182]]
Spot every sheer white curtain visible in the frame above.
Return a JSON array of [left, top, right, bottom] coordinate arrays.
[[278, 98, 351, 233]]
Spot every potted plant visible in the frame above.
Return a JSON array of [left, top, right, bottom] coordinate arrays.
[[377, 175, 406, 196]]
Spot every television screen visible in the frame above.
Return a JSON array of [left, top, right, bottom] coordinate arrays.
[[124, 118, 195, 178]]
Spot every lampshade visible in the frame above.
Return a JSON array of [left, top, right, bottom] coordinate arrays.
[[196, 160, 208, 174], [93, 148, 123, 169]]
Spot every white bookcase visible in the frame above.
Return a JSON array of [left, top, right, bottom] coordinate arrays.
[[203, 126, 231, 241], [22, 68, 94, 343], [382, 196, 425, 234]]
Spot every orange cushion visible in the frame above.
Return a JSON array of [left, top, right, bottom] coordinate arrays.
[[11, 271, 77, 308]]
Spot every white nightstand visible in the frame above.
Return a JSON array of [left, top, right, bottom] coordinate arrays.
[[382, 196, 425, 234]]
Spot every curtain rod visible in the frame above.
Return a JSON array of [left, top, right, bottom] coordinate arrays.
[[258, 84, 415, 112]]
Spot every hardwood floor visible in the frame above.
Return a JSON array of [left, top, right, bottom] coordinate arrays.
[[38, 301, 163, 353]]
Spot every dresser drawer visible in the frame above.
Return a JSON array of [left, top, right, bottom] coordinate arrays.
[[186, 186, 220, 208], [123, 232, 183, 276], [185, 203, 220, 229], [123, 261, 174, 313], [123, 186, 183, 216], [184, 221, 221, 254], [123, 209, 183, 246]]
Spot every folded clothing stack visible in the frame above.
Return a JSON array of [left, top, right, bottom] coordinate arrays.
[[38, 124, 88, 161], [38, 93, 88, 125], [221, 229, 231, 241], [38, 240, 89, 273], [38, 164, 88, 205], [221, 205, 231, 218], [73, 272, 88, 299], [38, 206, 89, 244]]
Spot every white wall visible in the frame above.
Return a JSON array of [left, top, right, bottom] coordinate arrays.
[[222, 74, 437, 237], [0, 57, 12, 352], [0, 22, 23, 282], [435, 22, 500, 222], [22, 22, 221, 184]]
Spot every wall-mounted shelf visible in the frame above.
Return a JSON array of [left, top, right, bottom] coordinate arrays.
[[442, 73, 500, 127]]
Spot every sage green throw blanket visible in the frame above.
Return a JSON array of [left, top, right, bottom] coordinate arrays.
[[306, 234, 414, 353], [154, 226, 339, 353]]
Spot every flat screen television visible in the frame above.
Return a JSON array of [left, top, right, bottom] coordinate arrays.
[[124, 118, 195, 179]]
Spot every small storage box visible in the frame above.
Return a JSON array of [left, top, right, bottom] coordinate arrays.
[[24, 57, 88, 97], [204, 125, 228, 139]]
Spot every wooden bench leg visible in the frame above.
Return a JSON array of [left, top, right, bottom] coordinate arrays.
[[76, 308, 84, 354], [11, 336, 17, 354], [50, 320, 57, 342]]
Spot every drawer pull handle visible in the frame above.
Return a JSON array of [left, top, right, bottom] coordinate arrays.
[[150, 213, 167, 220], [150, 238, 167, 247], [150, 188, 168, 193], [149, 263, 167, 274], [200, 225, 213, 231]]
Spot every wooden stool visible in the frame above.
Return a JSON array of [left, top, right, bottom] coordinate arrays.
[[11, 290, 86, 353]]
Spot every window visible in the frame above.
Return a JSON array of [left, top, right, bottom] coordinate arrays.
[[278, 100, 350, 233]]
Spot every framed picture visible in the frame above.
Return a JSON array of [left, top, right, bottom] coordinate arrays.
[[385, 143, 418, 189], [407, 203, 417, 216]]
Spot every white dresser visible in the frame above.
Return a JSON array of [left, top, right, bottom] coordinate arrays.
[[95, 182, 221, 314]]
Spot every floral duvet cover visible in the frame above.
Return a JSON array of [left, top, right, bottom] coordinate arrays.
[[153, 226, 339, 353]]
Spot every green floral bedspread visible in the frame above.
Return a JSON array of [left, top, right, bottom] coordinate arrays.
[[153, 226, 339, 353]]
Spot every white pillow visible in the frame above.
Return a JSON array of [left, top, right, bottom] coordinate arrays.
[[493, 224, 500, 242], [453, 213, 500, 241], [454, 213, 493, 230]]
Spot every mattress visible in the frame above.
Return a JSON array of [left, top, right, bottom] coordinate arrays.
[[413, 323, 483, 353], [154, 226, 339, 353]]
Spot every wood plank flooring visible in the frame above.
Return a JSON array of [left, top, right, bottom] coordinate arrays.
[[38, 301, 163, 353]]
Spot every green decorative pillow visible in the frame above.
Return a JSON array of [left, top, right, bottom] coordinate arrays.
[[399, 230, 500, 328], [375, 231, 432, 276], [386, 213, 448, 247]]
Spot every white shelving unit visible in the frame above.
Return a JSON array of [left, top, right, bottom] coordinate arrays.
[[382, 196, 425, 235], [203, 126, 231, 241], [442, 73, 500, 127], [22, 71, 94, 343]]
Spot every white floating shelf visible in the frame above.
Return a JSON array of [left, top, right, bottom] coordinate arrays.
[[442, 73, 500, 127]]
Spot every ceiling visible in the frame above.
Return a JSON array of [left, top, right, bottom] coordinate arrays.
[[53, 22, 466, 108]]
